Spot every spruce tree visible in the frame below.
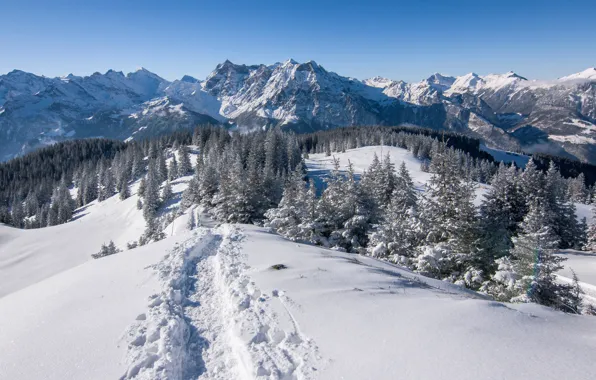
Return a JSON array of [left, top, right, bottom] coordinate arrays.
[[368, 162, 420, 263], [161, 180, 173, 202], [265, 166, 309, 240], [416, 145, 479, 282], [491, 199, 575, 310], [168, 155, 179, 181], [178, 145, 192, 177], [187, 209, 196, 230]]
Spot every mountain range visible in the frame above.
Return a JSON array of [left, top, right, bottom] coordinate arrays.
[[1, 59, 596, 163]]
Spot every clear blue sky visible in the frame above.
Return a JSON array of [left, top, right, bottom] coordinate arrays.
[[2, 0, 595, 82]]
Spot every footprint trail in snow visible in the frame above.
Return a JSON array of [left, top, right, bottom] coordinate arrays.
[[120, 225, 321, 380]]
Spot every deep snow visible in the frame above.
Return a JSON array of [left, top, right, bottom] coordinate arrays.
[[1, 145, 596, 380]]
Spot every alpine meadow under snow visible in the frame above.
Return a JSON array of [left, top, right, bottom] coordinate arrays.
[[2, 125, 596, 380]]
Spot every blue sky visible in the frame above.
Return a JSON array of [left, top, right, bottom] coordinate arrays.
[[1, 0, 595, 82]]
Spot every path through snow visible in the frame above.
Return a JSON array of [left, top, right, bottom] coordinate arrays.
[[121, 225, 320, 380]]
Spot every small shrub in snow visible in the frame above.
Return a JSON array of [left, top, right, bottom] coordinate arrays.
[[91, 240, 120, 259], [270, 264, 288, 270]]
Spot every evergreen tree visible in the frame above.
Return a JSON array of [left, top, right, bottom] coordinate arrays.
[[92, 240, 120, 259], [118, 169, 131, 200], [416, 145, 479, 284], [568, 173, 588, 203], [142, 164, 161, 222], [477, 164, 521, 273], [586, 206, 596, 251], [178, 145, 192, 177], [488, 199, 575, 310], [368, 162, 420, 263], [187, 209, 196, 230], [265, 166, 309, 240], [157, 152, 168, 183], [161, 180, 173, 202], [168, 155, 179, 181]]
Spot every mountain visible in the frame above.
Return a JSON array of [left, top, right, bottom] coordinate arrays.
[[2, 61, 596, 163]]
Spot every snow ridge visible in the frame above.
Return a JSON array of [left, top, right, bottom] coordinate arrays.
[[121, 224, 320, 380]]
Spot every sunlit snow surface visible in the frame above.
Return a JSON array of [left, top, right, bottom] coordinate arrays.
[[1, 145, 596, 380]]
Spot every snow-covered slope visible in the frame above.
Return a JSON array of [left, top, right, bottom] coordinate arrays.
[[0, 233, 187, 380], [0, 187, 146, 297], [559, 68, 596, 82], [2, 145, 596, 380]]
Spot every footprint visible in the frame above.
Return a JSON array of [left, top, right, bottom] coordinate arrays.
[[130, 334, 146, 347], [285, 332, 303, 345], [251, 325, 270, 344], [270, 328, 286, 345], [146, 327, 161, 343]]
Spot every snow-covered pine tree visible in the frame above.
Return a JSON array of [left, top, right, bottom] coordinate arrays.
[[416, 144, 480, 285], [568, 173, 588, 204], [477, 163, 520, 273], [137, 177, 146, 197], [544, 162, 580, 249], [576, 217, 588, 250], [47, 179, 75, 226], [491, 199, 573, 310], [187, 209, 196, 230], [586, 206, 596, 251], [168, 155, 179, 181], [265, 166, 309, 240], [317, 159, 370, 251], [178, 145, 192, 177], [107, 240, 119, 255], [519, 159, 545, 210], [118, 169, 130, 200], [198, 161, 219, 208], [367, 161, 420, 264], [161, 180, 173, 202], [157, 152, 168, 184], [142, 162, 161, 222], [98, 161, 116, 202]]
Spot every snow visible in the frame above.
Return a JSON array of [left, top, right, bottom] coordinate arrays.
[[480, 144, 530, 168], [2, 144, 596, 380], [564, 118, 596, 132], [240, 225, 596, 380], [549, 134, 596, 145], [446, 71, 526, 95], [362, 76, 394, 89], [0, 234, 186, 380], [305, 146, 489, 205], [558, 67, 596, 82], [0, 184, 146, 298]]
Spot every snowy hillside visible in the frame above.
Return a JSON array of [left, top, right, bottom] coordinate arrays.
[[2, 144, 596, 380]]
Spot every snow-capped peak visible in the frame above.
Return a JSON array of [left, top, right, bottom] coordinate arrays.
[[424, 73, 456, 91], [447, 72, 481, 93], [363, 76, 395, 88], [559, 67, 596, 82]]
